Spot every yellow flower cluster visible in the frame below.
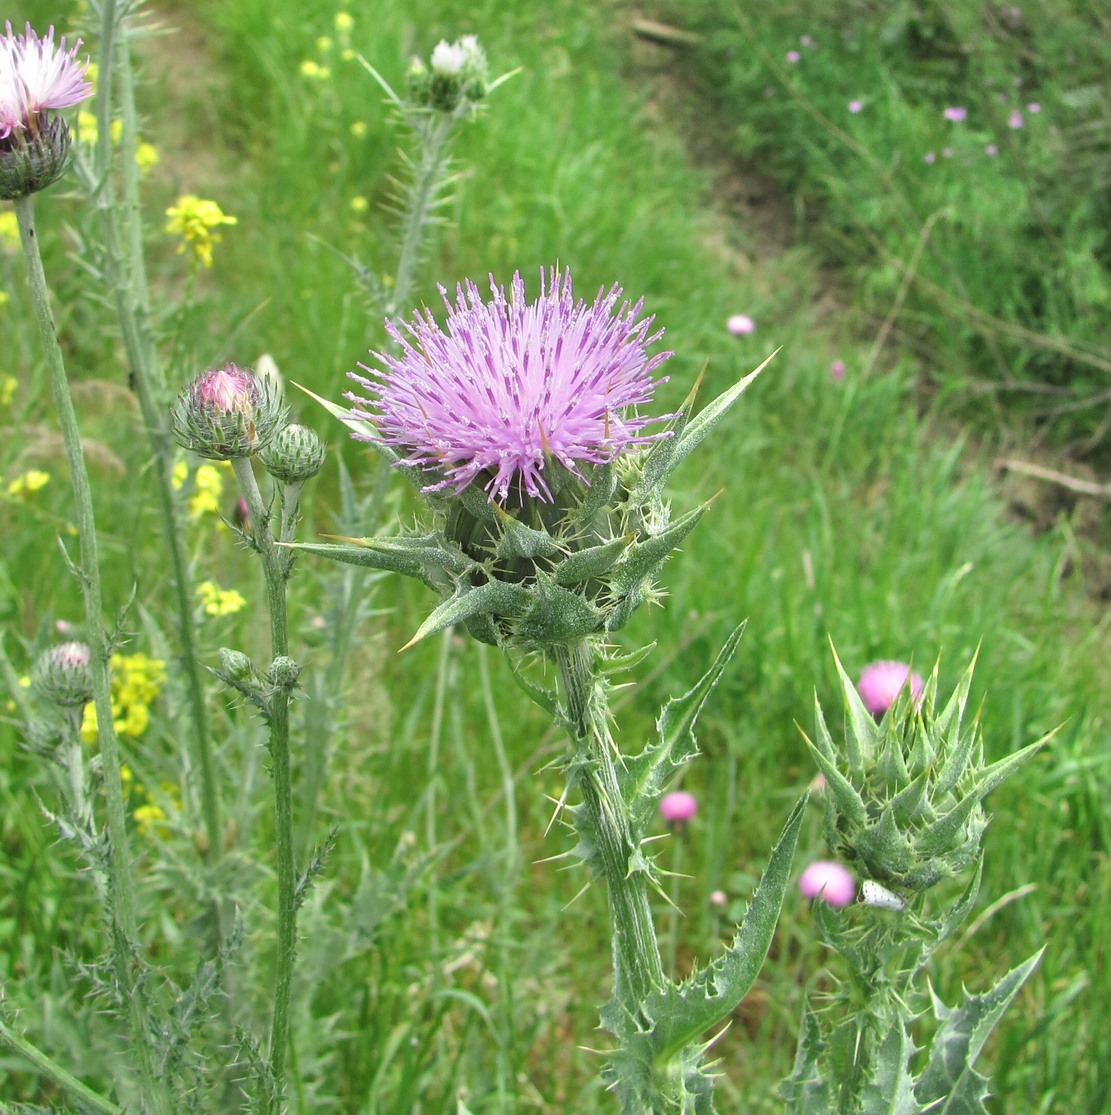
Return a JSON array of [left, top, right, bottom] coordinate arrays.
[[171, 459, 226, 518], [7, 469, 50, 497], [0, 376, 16, 406], [164, 195, 238, 268], [75, 113, 159, 174], [120, 764, 181, 838], [81, 653, 167, 743], [197, 580, 246, 617]]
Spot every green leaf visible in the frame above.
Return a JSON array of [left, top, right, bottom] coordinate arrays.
[[608, 500, 710, 591], [403, 581, 533, 648], [829, 640, 878, 773], [553, 535, 631, 585], [287, 535, 475, 584], [619, 623, 746, 832], [915, 949, 1044, 1113], [641, 797, 807, 1061], [779, 1008, 834, 1114], [858, 1018, 920, 1115]]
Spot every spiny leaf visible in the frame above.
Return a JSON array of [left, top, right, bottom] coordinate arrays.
[[402, 580, 533, 648], [640, 797, 806, 1061], [779, 1007, 834, 1115], [915, 949, 1044, 1113]]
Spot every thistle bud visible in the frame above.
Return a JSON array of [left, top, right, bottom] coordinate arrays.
[[170, 363, 286, 460], [0, 115, 72, 200], [258, 423, 326, 483], [217, 647, 255, 682], [408, 35, 487, 113], [266, 655, 302, 689], [803, 649, 1047, 894], [32, 640, 93, 707]]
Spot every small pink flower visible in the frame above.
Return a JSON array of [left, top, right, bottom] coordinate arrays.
[[942, 147, 953, 158], [923, 151, 936, 164], [786, 50, 801, 64], [1027, 102, 1041, 114], [809, 772, 827, 793], [943, 106, 967, 122], [1008, 109, 1024, 129], [709, 889, 728, 908], [857, 660, 924, 717], [830, 359, 845, 381], [799, 861, 855, 907], [726, 314, 756, 336], [848, 99, 863, 114], [799, 35, 814, 47], [984, 143, 998, 156], [659, 790, 698, 824]]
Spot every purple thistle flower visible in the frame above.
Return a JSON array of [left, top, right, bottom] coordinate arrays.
[[857, 659, 924, 718], [1008, 109, 1024, 129], [0, 22, 92, 140], [348, 268, 674, 503], [848, 99, 864, 114], [786, 50, 801, 63], [799, 860, 856, 907], [943, 106, 967, 122], [659, 790, 698, 824]]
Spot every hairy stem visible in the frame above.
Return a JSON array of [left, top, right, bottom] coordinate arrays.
[[232, 458, 297, 1114], [553, 639, 666, 1026], [93, 0, 222, 863], [14, 190, 169, 1115]]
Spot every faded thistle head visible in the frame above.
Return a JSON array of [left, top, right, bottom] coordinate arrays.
[[407, 34, 487, 114], [32, 640, 93, 707], [802, 646, 1048, 895], [331, 266, 758, 650], [171, 363, 287, 461], [0, 22, 92, 199]]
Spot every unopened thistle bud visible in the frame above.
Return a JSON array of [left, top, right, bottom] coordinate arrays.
[[32, 640, 93, 707], [266, 655, 302, 689], [258, 423, 326, 483], [171, 363, 286, 460]]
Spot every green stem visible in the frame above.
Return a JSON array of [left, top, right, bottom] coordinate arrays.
[[552, 639, 666, 1027], [14, 191, 169, 1115], [0, 1019, 124, 1115], [232, 458, 296, 1114], [387, 114, 453, 317], [93, 1, 222, 863]]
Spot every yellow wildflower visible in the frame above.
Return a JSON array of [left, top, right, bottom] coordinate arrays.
[[7, 470, 50, 497], [350, 195, 369, 215], [334, 12, 354, 34], [316, 36, 333, 53], [172, 460, 227, 518], [132, 802, 168, 836], [299, 59, 330, 79], [165, 195, 237, 268], [81, 653, 167, 743], [136, 142, 159, 173], [0, 210, 19, 253], [197, 580, 247, 617], [0, 292, 8, 307], [0, 376, 15, 406]]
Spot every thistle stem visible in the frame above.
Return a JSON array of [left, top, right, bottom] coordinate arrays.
[[0, 1019, 124, 1115], [231, 457, 297, 1114], [93, 0, 222, 864], [552, 639, 666, 1026], [13, 191, 170, 1115]]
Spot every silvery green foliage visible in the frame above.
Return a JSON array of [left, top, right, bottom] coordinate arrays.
[[295, 358, 770, 652], [782, 649, 1050, 1113]]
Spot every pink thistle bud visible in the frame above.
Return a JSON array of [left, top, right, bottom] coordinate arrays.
[[848, 99, 863, 114], [726, 314, 756, 336], [1008, 109, 1024, 129], [857, 659, 924, 718], [709, 889, 728, 908], [786, 50, 801, 64], [659, 790, 698, 824], [33, 640, 93, 707], [798, 860, 856, 906], [830, 359, 846, 381], [943, 106, 967, 122], [171, 362, 286, 460]]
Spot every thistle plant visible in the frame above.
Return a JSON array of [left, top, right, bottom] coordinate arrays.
[[783, 648, 1052, 1113], [301, 266, 799, 1112]]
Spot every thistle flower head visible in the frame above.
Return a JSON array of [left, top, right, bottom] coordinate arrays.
[[409, 34, 488, 112], [348, 267, 673, 504], [798, 860, 856, 907], [259, 422, 327, 484], [33, 640, 93, 707], [659, 789, 698, 824], [0, 22, 91, 198], [171, 363, 287, 460], [857, 659, 924, 718]]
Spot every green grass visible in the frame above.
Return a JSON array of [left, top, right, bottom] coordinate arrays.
[[1, 0, 1109, 1111]]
